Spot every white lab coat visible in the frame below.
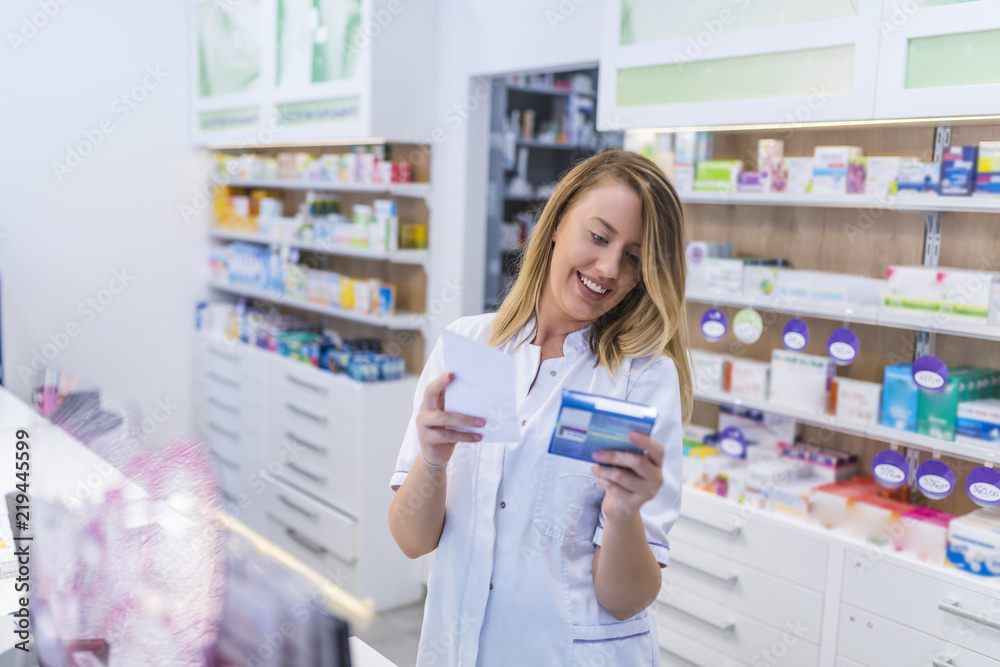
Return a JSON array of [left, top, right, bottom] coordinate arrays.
[[390, 313, 683, 666]]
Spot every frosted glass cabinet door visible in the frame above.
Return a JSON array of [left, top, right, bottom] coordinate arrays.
[[874, 0, 1000, 119], [598, 0, 886, 129]]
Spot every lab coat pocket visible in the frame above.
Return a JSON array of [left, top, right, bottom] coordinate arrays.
[[571, 617, 655, 667], [531, 453, 604, 545]]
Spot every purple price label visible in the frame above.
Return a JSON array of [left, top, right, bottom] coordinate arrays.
[[828, 328, 860, 365], [872, 449, 909, 488], [719, 426, 746, 459], [782, 319, 809, 351], [701, 309, 728, 342], [916, 459, 955, 500], [967, 467, 1000, 507], [912, 355, 948, 391]]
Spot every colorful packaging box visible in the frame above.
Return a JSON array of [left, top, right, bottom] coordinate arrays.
[[957, 399, 1000, 445], [896, 159, 941, 195], [724, 358, 771, 401], [785, 157, 814, 195], [883, 265, 996, 322], [691, 349, 728, 392], [864, 157, 902, 197], [852, 495, 916, 548], [881, 363, 920, 432], [770, 350, 836, 414], [694, 160, 743, 192], [847, 157, 866, 194], [758, 139, 785, 192], [812, 146, 863, 195], [947, 507, 1000, 577], [686, 241, 733, 292], [917, 374, 960, 441], [902, 507, 957, 566], [783, 443, 857, 484], [742, 265, 784, 299], [808, 478, 882, 530], [672, 164, 695, 193], [940, 146, 978, 196], [847, 276, 885, 310], [674, 131, 697, 166], [703, 258, 745, 295], [718, 403, 797, 449], [975, 141, 1000, 196], [737, 171, 769, 193], [829, 377, 882, 425]]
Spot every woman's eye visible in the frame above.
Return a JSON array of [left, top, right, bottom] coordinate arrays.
[[627, 253, 640, 264], [590, 232, 607, 245]]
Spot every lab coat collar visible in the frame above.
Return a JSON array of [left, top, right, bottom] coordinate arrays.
[[514, 316, 593, 358]]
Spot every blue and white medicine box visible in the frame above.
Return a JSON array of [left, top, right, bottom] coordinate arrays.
[[548, 390, 656, 463], [881, 363, 920, 432], [939, 146, 977, 196]]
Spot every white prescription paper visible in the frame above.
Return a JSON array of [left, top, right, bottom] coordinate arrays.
[[441, 330, 521, 443]]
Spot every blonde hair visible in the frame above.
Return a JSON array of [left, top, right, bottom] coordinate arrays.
[[489, 149, 693, 422]]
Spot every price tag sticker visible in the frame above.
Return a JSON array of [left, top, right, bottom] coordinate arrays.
[[912, 355, 948, 391], [719, 426, 747, 459], [828, 328, 860, 365], [916, 459, 955, 500], [701, 309, 727, 342], [782, 318, 809, 351], [967, 467, 1000, 507], [733, 308, 763, 344], [872, 449, 909, 488]]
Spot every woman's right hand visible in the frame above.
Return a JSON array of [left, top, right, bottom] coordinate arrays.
[[416, 372, 485, 467]]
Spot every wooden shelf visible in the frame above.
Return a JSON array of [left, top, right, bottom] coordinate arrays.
[[516, 140, 596, 151], [680, 190, 1000, 214], [694, 388, 999, 464], [223, 179, 431, 200], [686, 290, 1000, 342]]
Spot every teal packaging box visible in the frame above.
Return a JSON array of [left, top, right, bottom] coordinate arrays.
[[918, 376, 960, 442], [881, 364, 919, 432]]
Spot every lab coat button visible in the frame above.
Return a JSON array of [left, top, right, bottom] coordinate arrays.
[[521, 420, 526, 426], [550, 370, 556, 376], [489, 583, 494, 590], [500, 501, 506, 509]]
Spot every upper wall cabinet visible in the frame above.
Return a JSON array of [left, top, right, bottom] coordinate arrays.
[[190, 0, 436, 145], [598, 0, 886, 129], [873, 0, 1000, 119]]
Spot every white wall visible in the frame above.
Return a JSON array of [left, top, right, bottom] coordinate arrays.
[[429, 0, 603, 334], [0, 0, 205, 439]]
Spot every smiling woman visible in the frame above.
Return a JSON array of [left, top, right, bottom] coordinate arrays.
[[388, 149, 692, 666]]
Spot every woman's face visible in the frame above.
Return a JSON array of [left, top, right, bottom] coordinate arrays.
[[546, 178, 643, 325]]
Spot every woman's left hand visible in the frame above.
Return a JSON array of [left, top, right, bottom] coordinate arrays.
[[591, 431, 664, 523]]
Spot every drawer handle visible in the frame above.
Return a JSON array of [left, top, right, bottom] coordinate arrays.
[[286, 403, 328, 425], [207, 372, 240, 388], [286, 374, 328, 395], [211, 452, 239, 470], [286, 432, 328, 456], [286, 527, 328, 556], [659, 647, 700, 667], [208, 421, 240, 439], [208, 348, 239, 362], [660, 600, 734, 633], [278, 494, 318, 521], [938, 600, 1000, 632], [931, 659, 954, 667], [683, 515, 742, 537], [672, 556, 738, 585], [287, 462, 327, 486], [208, 397, 240, 414]]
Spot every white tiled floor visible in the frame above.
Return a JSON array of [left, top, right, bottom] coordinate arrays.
[[352, 598, 425, 667]]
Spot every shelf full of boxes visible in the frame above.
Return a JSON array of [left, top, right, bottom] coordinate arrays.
[[622, 123, 1000, 665], [194, 141, 432, 612]]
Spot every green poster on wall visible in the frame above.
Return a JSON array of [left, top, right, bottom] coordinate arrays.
[[276, 0, 361, 88], [197, 0, 262, 98]]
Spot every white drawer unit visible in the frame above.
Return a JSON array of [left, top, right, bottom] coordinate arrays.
[[191, 331, 424, 611], [837, 604, 1000, 667], [653, 590, 821, 666], [841, 550, 1000, 660], [667, 539, 825, 645], [658, 628, 744, 667], [673, 487, 829, 591]]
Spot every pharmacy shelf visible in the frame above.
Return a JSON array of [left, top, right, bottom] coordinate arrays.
[[208, 281, 424, 330], [686, 290, 1000, 342], [516, 140, 596, 151], [695, 388, 999, 464], [209, 228, 429, 266], [680, 191, 1000, 214], [507, 85, 597, 98], [224, 179, 431, 200]]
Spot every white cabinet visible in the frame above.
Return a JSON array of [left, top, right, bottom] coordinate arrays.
[[192, 331, 423, 611], [598, 0, 885, 129], [190, 0, 437, 145], [874, 0, 1000, 119]]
